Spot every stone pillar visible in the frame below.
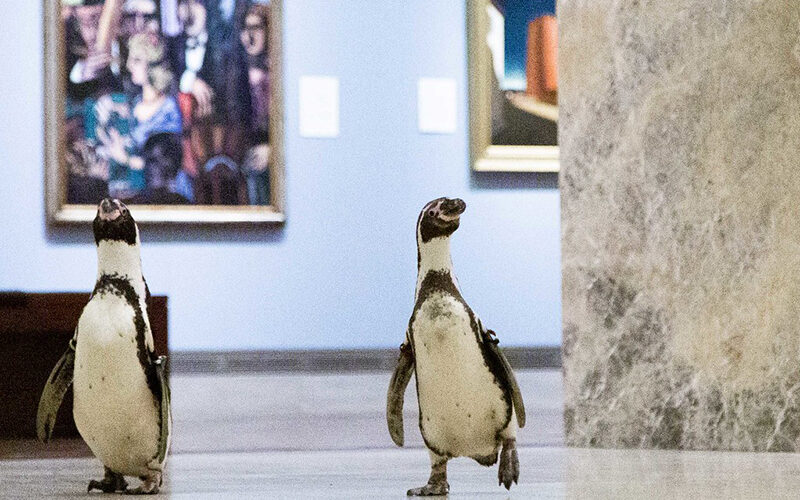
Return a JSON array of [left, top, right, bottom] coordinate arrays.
[[560, 0, 800, 450]]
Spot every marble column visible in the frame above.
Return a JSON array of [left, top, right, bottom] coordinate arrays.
[[560, 0, 800, 450]]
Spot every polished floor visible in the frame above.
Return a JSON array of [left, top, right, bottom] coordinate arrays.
[[3, 370, 800, 498], [8, 446, 800, 499]]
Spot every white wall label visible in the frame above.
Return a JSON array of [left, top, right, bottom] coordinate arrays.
[[417, 77, 457, 134], [299, 76, 340, 138]]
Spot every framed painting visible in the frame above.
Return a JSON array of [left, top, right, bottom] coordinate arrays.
[[45, 0, 285, 224], [467, 0, 558, 172]]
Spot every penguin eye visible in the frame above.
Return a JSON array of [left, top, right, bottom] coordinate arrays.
[[428, 210, 435, 217]]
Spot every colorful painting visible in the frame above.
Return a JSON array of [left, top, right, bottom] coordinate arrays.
[[468, 0, 559, 171], [47, 0, 284, 223]]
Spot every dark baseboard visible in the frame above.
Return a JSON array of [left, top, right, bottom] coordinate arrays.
[[170, 346, 561, 374]]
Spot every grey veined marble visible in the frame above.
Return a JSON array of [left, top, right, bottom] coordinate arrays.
[[560, 0, 800, 451]]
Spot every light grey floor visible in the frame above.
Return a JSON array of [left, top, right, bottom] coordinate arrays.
[[5, 369, 800, 498], [0, 369, 561, 458], [5, 446, 800, 498], [169, 369, 563, 453]]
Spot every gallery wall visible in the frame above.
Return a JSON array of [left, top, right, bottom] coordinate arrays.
[[0, 0, 561, 351]]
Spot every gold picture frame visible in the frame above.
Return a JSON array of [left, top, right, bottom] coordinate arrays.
[[467, 0, 559, 172], [45, 0, 285, 224]]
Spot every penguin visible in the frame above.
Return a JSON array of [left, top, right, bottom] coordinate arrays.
[[37, 198, 171, 495], [387, 197, 526, 496]]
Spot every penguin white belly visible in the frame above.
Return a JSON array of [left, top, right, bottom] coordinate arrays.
[[412, 292, 509, 459], [73, 295, 160, 477]]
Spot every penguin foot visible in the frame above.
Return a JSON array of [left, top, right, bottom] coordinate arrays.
[[87, 467, 128, 493], [124, 473, 161, 495], [498, 437, 519, 490], [406, 480, 449, 496]]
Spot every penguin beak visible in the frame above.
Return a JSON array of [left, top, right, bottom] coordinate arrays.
[[98, 198, 125, 222], [440, 198, 466, 220]]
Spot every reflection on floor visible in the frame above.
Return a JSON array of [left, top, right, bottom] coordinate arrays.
[[169, 369, 563, 453], [6, 446, 800, 499], [0, 369, 562, 458], [3, 370, 800, 498]]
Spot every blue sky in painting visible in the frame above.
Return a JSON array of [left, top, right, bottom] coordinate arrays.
[[499, 0, 556, 90]]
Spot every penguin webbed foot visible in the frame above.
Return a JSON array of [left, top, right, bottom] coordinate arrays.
[[87, 467, 127, 493], [409, 456, 449, 496], [498, 438, 519, 490], [406, 480, 449, 496]]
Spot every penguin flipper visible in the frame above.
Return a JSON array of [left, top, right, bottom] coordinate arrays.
[[36, 338, 76, 442], [154, 355, 171, 464], [386, 341, 415, 447], [481, 328, 526, 428]]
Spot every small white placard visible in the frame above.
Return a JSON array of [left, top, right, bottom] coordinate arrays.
[[299, 76, 340, 138], [417, 77, 457, 134]]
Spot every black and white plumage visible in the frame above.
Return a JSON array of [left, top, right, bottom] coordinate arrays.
[[387, 197, 526, 496], [37, 198, 171, 495]]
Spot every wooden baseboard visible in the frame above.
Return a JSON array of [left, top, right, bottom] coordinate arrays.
[[0, 291, 167, 440], [170, 347, 561, 374]]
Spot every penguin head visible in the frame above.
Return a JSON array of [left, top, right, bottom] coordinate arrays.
[[417, 197, 467, 244], [93, 198, 139, 246]]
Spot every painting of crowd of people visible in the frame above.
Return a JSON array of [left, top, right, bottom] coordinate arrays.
[[62, 0, 274, 207]]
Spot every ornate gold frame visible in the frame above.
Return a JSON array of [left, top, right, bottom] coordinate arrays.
[[44, 0, 286, 224], [466, 0, 559, 172]]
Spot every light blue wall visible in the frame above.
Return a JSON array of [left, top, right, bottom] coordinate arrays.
[[0, 0, 560, 350]]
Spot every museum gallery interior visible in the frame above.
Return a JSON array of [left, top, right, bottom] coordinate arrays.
[[2, 0, 800, 497]]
